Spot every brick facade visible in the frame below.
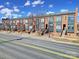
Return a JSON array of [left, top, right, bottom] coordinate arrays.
[[2, 9, 78, 37]]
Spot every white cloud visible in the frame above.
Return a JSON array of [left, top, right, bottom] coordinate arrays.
[[32, 5, 36, 7], [27, 12, 37, 17], [13, 16, 17, 18], [18, 15, 22, 17], [49, 4, 53, 8], [13, 6, 20, 12], [1, 16, 7, 19], [0, 5, 4, 8], [11, 14, 22, 18], [0, 8, 13, 18], [27, 12, 36, 16], [27, 12, 32, 16], [60, 9, 68, 12], [24, 0, 45, 7], [46, 11, 54, 14], [6, 2, 10, 5], [33, 13, 36, 16], [32, 0, 45, 7], [14, 8, 20, 12], [24, 1, 30, 6], [11, 14, 18, 18], [0, 6, 20, 19]]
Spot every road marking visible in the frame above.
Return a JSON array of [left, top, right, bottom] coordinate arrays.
[[0, 38, 79, 59], [0, 39, 6, 43], [14, 42, 79, 59]]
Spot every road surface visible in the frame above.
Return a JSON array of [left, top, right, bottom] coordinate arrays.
[[0, 33, 79, 59]]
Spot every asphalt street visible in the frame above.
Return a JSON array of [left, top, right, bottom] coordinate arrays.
[[0, 33, 79, 59]]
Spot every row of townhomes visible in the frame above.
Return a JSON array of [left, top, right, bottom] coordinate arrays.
[[1, 7, 79, 37]]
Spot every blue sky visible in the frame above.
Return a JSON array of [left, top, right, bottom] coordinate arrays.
[[0, 0, 79, 21]]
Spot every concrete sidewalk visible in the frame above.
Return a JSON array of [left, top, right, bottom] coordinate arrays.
[[0, 31, 79, 46]]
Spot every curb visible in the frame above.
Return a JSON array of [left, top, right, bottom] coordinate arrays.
[[0, 31, 79, 46], [28, 36, 79, 46]]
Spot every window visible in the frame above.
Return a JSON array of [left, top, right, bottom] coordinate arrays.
[[56, 16, 62, 32], [25, 19, 28, 24], [72, 27, 74, 29], [25, 19, 28, 30], [29, 19, 33, 25], [68, 15, 74, 32], [16, 20, 19, 23], [20, 20, 23, 23], [25, 24, 28, 30], [36, 18, 40, 31], [49, 17, 54, 32], [68, 27, 70, 29], [40, 18, 44, 30], [29, 26, 32, 30], [41, 18, 44, 22]]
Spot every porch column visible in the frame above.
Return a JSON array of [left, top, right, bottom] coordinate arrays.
[[44, 17, 48, 29], [28, 18, 30, 31], [33, 18, 36, 31], [74, 14, 77, 35], [74, 8, 78, 35], [54, 16, 56, 33]]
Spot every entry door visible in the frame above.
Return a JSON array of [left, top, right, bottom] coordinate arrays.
[[63, 24, 66, 30]]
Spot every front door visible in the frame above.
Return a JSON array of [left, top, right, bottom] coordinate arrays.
[[62, 24, 67, 35], [63, 24, 66, 30], [45, 24, 48, 29]]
